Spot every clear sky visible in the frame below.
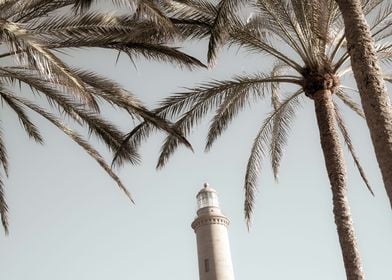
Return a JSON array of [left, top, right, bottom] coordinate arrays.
[[0, 22, 391, 280]]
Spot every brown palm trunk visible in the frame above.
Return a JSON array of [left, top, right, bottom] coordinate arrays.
[[313, 89, 364, 280], [335, 0, 392, 209]]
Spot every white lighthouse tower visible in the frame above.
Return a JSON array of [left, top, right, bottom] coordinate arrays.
[[191, 183, 235, 280]]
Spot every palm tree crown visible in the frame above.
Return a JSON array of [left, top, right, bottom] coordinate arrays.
[[124, 0, 391, 279], [130, 0, 392, 218], [0, 0, 205, 234]]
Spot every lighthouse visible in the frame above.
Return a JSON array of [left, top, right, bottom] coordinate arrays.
[[191, 183, 235, 280]]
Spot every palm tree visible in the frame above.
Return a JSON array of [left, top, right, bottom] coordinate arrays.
[[334, 0, 392, 209], [0, 0, 205, 234], [121, 0, 392, 278]]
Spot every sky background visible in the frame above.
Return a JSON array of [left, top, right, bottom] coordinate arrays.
[[0, 6, 392, 280]]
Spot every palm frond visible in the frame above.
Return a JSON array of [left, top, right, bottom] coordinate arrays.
[[1, 20, 98, 108], [0, 12, 204, 70], [229, 23, 303, 72], [112, 77, 201, 159], [30, 12, 142, 38], [72, 0, 137, 13], [69, 69, 145, 109], [0, 0, 20, 18], [156, 74, 301, 168], [375, 41, 392, 65], [170, 17, 212, 40], [131, 105, 193, 152], [362, 0, 384, 15], [0, 87, 43, 144], [134, 0, 174, 29], [0, 121, 8, 234], [384, 73, 392, 83], [335, 88, 365, 118], [328, 29, 346, 63], [113, 83, 204, 168], [205, 85, 257, 151], [0, 0, 66, 22], [22, 13, 180, 50], [116, 42, 206, 69], [0, 0, 212, 233], [164, 0, 217, 19], [207, 0, 243, 67], [68, 69, 195, 168], [0, 125, 8, 177], [0, 66, 88, 120], [291, 0, 337, 59], [334, 103, 374, 195], [369, 1, 392, 40], [165, 0, 216, 40], [12, 1, 75, 23], [205, 72, 299, 151], [255, 0, 314, 66], [72, 0, 98, 12], [156, 100, 212, 169], [270, 89, 302, 181], [75, 71, 194, 155], [244, 90, 302, 228], [163, 74, 301, 119], [0, 67, 141, 165], [269, 61, 289, 108], [6, 93, 134, 203], [334, 2, 392, 70], [0, 176, 9, 235]]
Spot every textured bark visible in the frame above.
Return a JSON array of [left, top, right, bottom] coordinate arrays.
[[335, 0, 392, 209], [313, 90, 364, 280]]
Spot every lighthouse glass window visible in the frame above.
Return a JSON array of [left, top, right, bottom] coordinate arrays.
[[197, 192, 219, 208], [204, 259, 210, 273]]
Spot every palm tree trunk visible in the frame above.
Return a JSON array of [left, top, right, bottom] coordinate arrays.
[[313, 89, 364, 280], [335, 0, 392, 209]]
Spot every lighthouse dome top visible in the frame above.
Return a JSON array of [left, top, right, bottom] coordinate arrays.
[[196, 183, 220, 209]]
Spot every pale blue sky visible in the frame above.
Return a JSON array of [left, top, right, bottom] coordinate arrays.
[[0, 21, 391, 280]]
